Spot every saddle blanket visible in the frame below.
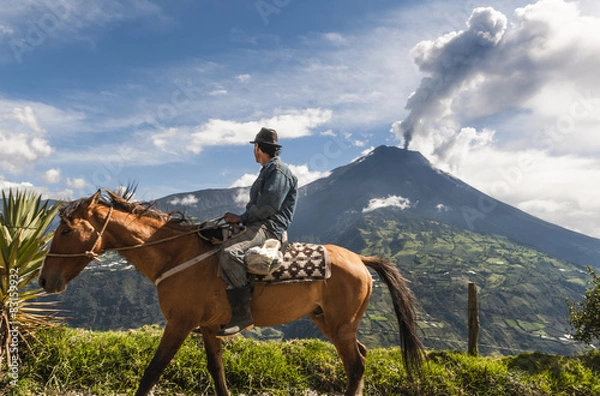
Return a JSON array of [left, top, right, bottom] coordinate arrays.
[[253, 242, 331, 284]]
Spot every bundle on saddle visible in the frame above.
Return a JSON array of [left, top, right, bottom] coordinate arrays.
[[198, 218, 331, 284]]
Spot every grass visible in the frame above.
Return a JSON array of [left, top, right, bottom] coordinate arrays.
[[3, 326, 600, 395]]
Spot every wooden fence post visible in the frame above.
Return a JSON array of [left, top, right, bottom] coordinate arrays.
[[468, 282, 480, 356]]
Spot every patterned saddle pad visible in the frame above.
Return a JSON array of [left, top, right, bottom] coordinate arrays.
[[253, 242, 331, 284]]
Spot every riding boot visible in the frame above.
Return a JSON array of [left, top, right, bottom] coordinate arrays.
[[216, 286, 254, 338]]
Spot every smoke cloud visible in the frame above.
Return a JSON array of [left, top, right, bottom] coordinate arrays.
[[393, 0, 600, 169], [394, 7, 506, 151]]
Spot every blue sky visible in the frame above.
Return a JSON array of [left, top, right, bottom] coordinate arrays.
[[2, 0, 600, 238]]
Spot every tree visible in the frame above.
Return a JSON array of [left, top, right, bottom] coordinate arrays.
[[0, 190, 61, 372], [568, 265, 600, 344]]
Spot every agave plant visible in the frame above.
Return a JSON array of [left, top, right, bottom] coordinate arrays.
[[0, 190, 61, 369]]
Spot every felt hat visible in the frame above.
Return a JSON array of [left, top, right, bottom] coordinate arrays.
[[250, 127, 281, 147]]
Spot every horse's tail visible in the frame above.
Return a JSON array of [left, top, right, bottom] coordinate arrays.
[[361, 255, 425, 379]]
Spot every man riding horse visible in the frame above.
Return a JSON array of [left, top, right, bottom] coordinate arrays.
[[217, 127, 298, 337]]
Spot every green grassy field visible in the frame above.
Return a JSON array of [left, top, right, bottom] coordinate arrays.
[[3, 326, 600, 395]]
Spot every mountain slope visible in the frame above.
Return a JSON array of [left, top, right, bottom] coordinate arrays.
[[336, 209, 588, 355]]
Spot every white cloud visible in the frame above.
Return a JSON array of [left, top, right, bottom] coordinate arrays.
[[236, 74, 251, 83], [363, 195, 412, 213], [432, 127, 496, 172], [0, 174, 84, 200], [209, 89, 227, 96], [44, 168, 61, 184], [322, 32, 347, 45], [169, 194, 198, 206], [152, 108, 332, 155], [232, 187, 250, 208], [0, 178, 35, 192], [66, 177, 86, 189], [0, 24, 13, 36], [230, 164, 329, 188], [151, 127, 178, 154], [230, 173, 257, 188], [287, 164, 330, 187], [0, 97, 87, 142], [450, 147, 600, 237], [360, 146, 375, 157], [352, 146, 376, 163], [0, 105, 53, 173], [436, 203, 450, 212], [518, 199, 570, 215], [11, 106, 45, 133]]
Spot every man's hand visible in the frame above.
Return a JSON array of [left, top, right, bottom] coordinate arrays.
[[224, 212, 241, 224]]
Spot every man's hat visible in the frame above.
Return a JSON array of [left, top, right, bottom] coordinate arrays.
[[250, 127, 281, 148]]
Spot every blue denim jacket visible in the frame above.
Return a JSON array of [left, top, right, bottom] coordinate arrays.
[[240, 156, 298, 239]]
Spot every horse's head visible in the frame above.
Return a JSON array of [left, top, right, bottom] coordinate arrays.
[[39, 190, 109, 293]]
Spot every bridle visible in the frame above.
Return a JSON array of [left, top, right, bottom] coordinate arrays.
[[45, 206, 115, 260], [44, 207, 240, 285]]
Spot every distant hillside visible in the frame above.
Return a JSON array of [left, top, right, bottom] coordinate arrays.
[[338, 209, 589, 355]]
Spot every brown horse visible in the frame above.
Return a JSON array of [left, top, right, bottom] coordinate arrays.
[[39, 188, 424, 396]]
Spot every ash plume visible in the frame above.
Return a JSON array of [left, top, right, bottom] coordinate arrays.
[[394, 0, 600, 169], [394, 6, 507, 152]]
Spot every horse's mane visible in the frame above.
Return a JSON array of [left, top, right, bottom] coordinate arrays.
[[59, 186, 192, 227]]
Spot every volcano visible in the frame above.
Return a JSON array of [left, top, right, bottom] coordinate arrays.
[[286, 145, 600, 268]]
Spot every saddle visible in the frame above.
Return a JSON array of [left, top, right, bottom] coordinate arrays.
[[253, 242, 331, 284], [197, 218, 245, 244]]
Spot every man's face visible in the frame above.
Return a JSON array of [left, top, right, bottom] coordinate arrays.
[[253, 143, 260, 163]]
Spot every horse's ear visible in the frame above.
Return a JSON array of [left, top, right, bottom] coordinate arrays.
[[82, 189, 102, 212], [90, 189, 102, 204], [104, 189, 121, 202]]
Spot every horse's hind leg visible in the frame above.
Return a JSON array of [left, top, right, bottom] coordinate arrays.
[[200, 326, 229, 396], [310, 311, 367, 396]]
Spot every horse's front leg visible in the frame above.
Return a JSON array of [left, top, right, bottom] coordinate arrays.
[[200, 326, 229, 396], [135, 321, 193, 396]]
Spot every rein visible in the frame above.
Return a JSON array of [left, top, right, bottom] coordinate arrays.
[[45, 207, 242, 285], [154, 247, 220, 286]]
